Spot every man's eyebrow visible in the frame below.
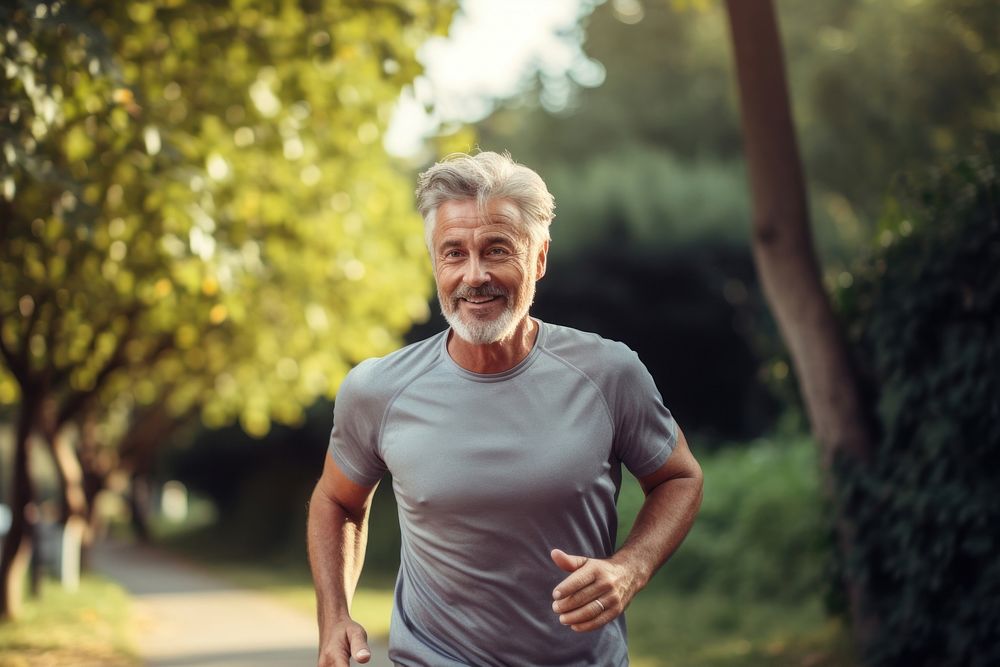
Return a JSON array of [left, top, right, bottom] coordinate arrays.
[[481, 234, 517, 247], [437, 238, 464, 251]]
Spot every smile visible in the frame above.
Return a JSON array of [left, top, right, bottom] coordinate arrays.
[[462, 296, 500, 304]]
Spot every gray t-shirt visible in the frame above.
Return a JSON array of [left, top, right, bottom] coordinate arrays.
[[328, 320, 678, 666]]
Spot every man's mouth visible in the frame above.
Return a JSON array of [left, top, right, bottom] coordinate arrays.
[[452, 284, 508, 305]]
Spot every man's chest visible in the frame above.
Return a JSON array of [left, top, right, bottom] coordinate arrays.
[[380, 368, 616, 515]]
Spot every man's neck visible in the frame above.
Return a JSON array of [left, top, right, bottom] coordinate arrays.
[[447, 317, 539, 374]]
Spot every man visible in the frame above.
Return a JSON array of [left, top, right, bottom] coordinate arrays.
[[308, 151, 703, 666]]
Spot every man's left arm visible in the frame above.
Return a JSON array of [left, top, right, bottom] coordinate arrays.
[[550, 426, 703, 632]]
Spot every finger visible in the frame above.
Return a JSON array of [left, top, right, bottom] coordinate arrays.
[[552, 579, 606, 614], [558, 597, 610, 626], [550, 548, 588, 574], [569, 612, 612, 633], [348, 625, 371, 664], [552, 561, 597, 601]]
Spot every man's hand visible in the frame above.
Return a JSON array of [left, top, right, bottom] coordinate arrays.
[[549, 548, 642, 632], [318, 618, 371, 667]]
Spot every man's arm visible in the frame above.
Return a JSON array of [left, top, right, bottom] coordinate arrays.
[[551, 426, 703, 631], [307, 453, 379, 666]]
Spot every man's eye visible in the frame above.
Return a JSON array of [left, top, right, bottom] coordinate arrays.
[[487, 247, 509, 256], [444, 250, 462, 258]]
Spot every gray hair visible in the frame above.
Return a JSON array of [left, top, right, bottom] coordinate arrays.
[[415, 151, 555, 254]]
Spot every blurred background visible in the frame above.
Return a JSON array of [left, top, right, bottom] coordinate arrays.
[[1, 0, 998, 665]]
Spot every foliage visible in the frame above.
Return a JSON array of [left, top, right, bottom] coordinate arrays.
[[478, 0, 999, 261], [480, 0, 740, 166], [478, 0, 744, 249], [834, 155, 1000, 666], [0, 0, 455, 438], [0, 575, 136, 666], [789, 0, 1000, 223], [540, 145, 751, 256], [619, 436, 830, 603]]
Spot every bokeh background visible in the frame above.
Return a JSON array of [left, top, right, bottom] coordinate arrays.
[[1, 0, 998, 665]]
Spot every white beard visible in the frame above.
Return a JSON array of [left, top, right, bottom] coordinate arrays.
[[440, 280, 536, 345]]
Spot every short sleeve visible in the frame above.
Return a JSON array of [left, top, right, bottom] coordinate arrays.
[[611, 349, 678, 478], [327, 359, 389, 487]]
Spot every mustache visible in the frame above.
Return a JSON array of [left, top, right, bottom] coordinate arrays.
[[451, 283, 509, 300]]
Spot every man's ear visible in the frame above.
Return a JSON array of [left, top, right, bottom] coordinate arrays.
[[535, 240, 550, 280]]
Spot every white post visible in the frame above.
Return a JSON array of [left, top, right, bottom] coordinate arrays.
[[60, 516, 86, 592]]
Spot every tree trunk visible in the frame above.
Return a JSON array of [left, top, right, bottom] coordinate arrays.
[[78, 411, 110, 565], [43, 427, 89, 592], [723, 0, 877, 650], [37, 396, 91, 592], [44, 427, 89, 524], [0, 393, 42, 619]]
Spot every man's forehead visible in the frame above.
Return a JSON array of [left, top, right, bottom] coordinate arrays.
[[437, 198, 521, 224], [434, 199, 527, 241]]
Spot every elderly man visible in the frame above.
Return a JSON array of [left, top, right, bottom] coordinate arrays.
[[308, 151, 703, 667]]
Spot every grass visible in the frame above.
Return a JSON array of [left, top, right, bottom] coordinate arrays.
[[0, 575, 138, 667], [626, 591, 854, 667]]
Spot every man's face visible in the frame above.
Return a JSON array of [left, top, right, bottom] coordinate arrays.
[[432, 198, 547, 345]]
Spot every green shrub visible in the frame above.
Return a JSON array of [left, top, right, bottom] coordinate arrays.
[[835, 155, 1000, 666], [619, 436, 829, 604]]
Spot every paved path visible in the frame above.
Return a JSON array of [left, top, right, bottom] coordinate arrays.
[[91, 540, 392, 667]]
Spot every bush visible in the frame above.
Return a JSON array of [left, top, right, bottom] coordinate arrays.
[[619, 436, 829, 604], [835, 155, 1000, 666]]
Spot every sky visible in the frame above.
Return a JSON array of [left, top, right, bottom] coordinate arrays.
[[383, 0, 605, 157]]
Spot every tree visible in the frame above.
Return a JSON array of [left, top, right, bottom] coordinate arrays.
[[723, 0, 876, 651], [0, 0, 455, 619]]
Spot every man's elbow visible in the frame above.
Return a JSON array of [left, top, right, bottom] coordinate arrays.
[[682, 456, 704, 498], [690, 466, 704, 508], [672, 465, 704, 502]]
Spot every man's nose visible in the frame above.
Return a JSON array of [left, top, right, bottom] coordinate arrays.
[[463, 255, 490, 286]]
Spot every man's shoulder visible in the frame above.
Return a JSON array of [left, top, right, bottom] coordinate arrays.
[[341, 329, 448, 401], [539, 321, 665, 416], [540, 321, 640, 371]]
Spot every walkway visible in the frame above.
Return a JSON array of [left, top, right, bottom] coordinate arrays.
[[91, 540, 391, 667]]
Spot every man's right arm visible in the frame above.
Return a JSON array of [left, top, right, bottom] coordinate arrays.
[[307, 453, 378, 667]]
